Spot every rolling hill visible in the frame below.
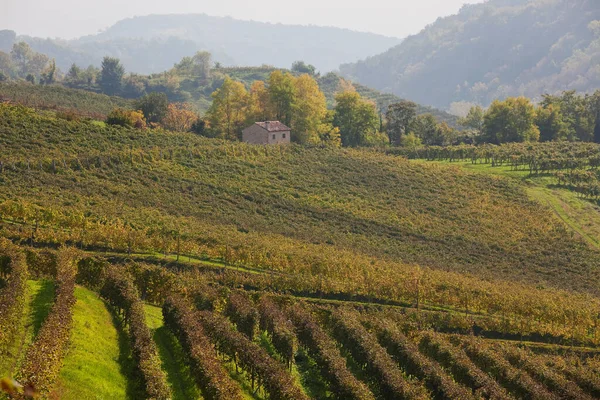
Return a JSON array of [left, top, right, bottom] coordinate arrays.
[[339, 0, 600, 110], [1, 13, 401, 74], [1, 102, 600, 399]]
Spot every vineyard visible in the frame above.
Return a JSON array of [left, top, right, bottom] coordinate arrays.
[[2, 103, 600, 398], [0, 82, 133, 119], [1, 242, 599, 399], [386, 142, 600, 222]]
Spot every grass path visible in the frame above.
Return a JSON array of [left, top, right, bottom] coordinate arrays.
[[0, 280, 54, 378], [56, 286, 130, 400], [144, 304, 203, 400]]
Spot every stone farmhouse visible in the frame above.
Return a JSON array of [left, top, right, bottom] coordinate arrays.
[[242, 121, 291, 144]]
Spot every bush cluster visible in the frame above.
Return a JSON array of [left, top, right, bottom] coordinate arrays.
[[287, 304, 375, 400], [101, 267, 171, 400], [329, 309, 430, 400], [198, 309, 308, 400], [18, 247, 78, 397], [106, 108, 146, 129], [162, 295, 244, 400]]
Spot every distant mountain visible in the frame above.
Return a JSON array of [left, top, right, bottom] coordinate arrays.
[[339, 0, 600, 110], [4, 14, 401, 74]]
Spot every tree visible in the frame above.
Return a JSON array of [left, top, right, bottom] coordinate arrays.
[[175, 51, 212, 81], [291, 74, 328, 144], [333, 90, 379, 147], [122, 74, 148, 98], [459, 105, 484, 137], [247, 81, 272, 123], [483, 97, 540, 144], [268, 71, 296, 126], [413, 114, 443, 145], [291, 61, 317, 76], [83, 65, 99, 86], [400, 132, 422, 147], [161, 103, 198, 132], [542, 91, 593, 141], [594, 110, 600, 144], [135, 92, 169, 124], [25, 74, 35, 84], [39, 60, 56, 85], [535, 104, 571, 142], [0, 51, 14, 78], [10, 42, 32, 77], [205, 77, 249, 140], [98, 57, 125, 95], [317, 110, 342, 147], [193, 51, 212, 81], [66, 63, 81, 83], [386, 101, 417, 145]]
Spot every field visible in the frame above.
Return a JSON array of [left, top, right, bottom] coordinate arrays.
[[2, 103, 600, 398]]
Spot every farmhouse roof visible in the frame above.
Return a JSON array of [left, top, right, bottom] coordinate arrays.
[[255, 121, 291, 132]]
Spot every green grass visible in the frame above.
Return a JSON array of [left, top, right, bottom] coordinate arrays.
[[56, 286, 130, 400], [0, 280, 54, 377], [144, 304, 203, 400]]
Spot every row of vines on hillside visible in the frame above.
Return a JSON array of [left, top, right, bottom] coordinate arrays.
[[0, 240, 28, 360], [17, 247, 78, 397], [198, 308, 309, 400], [162, 295, 244, 400], [328, 308, 430, 400], [100, 266, 171, 400]]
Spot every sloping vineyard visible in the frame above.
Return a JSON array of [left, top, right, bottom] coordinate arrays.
[[0, 244, 599, 399]]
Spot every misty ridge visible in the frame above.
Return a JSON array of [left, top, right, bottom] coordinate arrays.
[[1, 13, 401, 75], [340, 0, 600, 111]]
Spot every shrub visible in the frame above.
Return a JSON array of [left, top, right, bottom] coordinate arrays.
[[106, 108, 146, 129], [55, 109, 81, 122]]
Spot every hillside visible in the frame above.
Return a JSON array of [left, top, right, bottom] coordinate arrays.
[[1, 14, 401, 74], [2, 103, 600, 398], [0, 75, 460, 128], [0, 103, 598, 296], [339, 0, 600, 110]]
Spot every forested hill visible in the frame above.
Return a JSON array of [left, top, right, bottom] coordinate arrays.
[[339, 0, 600, 110], [0, 14, 400, 74]]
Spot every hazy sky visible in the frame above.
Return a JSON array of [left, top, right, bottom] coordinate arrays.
[[2, 0, 486, 39]]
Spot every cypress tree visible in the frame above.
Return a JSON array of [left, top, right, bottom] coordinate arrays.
[[594, 111, 600, 144]]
